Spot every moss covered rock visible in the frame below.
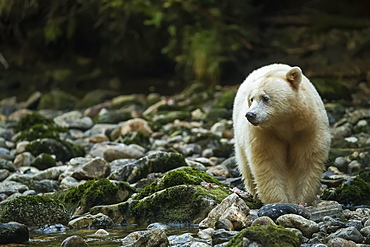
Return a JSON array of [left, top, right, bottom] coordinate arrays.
[[31, 153, 56, 170], [13, 112, 68, 141], [0, 195, 69, 226], [0, 222, 29, 244], [133, 168, 223, 200], [25, 138, 85, 162], [108, 151, 187, 183], [226, 224, 301, 247], [127, 184, 229, 224], [0, 158, 15, 172], [120, 168, 231, 224], [55, 178, 135, 215], [321, 176, 370, 206], [38, 89, 78, 110]]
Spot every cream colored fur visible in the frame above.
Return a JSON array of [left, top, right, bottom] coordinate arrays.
[[233, 64, 331, 204]]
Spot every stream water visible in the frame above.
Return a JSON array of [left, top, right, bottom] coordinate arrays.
[[7, 225, 199, 247]]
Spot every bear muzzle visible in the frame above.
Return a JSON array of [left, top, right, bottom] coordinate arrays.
[[245, 112, 259, 126]]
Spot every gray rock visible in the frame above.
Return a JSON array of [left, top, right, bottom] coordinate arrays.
[[327, 237, 357, 246], [199, 193, 250, 230], [0, 180, 29, 195], [0, 147, 14, 160], [68, 213, 114, 229], [211, 229, 238, 245], [0, 222, 29, 244], [14, 152, 35, 168], [133, 228, 169, 247], [108, 151, 187, 183], [71, 157, 110, 180], [33, 165, 67, 180], [322, 216, 346, 233], [308, 201, 343, 221], [276, 213, 319, 238], [0, 169, 9, 181], [54, 110, 94, 130], [327, 226, 364, 243], [0, 158, 15, 172], [31, 179, 59, 193], [90, 141, 144, 160], [258, 203, 310, 221], [168, 233, 194, 246]]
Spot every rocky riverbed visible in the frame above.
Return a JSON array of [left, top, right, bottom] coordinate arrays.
[[0, 84, 369, 246]]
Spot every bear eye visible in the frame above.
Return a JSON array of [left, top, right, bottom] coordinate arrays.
[[250, 97, 254, 102], [262, 95, 270, 102]]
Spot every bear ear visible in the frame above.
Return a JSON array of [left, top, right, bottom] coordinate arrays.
[[286, 67, 302, 89]]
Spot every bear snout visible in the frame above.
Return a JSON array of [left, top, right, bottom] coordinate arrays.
[[245, 112, 259, 126]]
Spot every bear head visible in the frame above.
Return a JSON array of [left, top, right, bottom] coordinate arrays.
[[245, 66, 302, 127]]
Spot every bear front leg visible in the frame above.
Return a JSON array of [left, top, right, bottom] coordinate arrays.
[[249, 142, 292, 204], [289, 152, 326, 205], [235, 146, 257, 197]]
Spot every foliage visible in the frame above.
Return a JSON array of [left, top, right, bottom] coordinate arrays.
[[0, 0, 257, 86], [14, 113, 68, 141], [321, 176, 370, 207]]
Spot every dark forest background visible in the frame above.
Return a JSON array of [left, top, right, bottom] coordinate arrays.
[[0, 0, 370, 101]]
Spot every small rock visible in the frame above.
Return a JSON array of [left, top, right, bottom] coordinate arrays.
[[89, 134, 109, 143], [277, 213, 319, 238], [14, 152, 35, 167], [133, 228, 169, 247], [251, 216, 276, 226], [211, 229, 239, 245], [168, 233, 194, 246], [93, 229, 109, 236], [308, 201, 343, 221], [54, 110, 93, 130], [90, 142, 144, 160], [61, 235, 90, 247], [258, 203, 310, 221], [70, 157, 111, 180], [327, 226, 364, 243], [120, 118, 152, 136], [327, 237, 357, 247], [199, 193, 250, 229], [0, 169, 9, 181], [0, 222, 29, 244]]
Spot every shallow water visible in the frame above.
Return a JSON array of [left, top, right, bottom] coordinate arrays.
[[7, 225, 199, 247]]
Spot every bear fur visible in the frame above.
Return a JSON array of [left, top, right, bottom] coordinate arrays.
[[233, 63, 330, 204]]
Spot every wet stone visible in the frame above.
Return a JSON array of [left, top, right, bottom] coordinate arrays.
[[258, 203, 311, 221]]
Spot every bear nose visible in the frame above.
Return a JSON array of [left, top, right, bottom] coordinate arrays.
[[245, 112, 259, 126]]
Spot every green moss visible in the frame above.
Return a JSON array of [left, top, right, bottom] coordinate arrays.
[[38, 89, 77, 110], [0, 195, 68, 226], [205, 108, 230, 123], [215, 90, 237, 109], [312, 78, 351, 101], [31, 153, 56, 170], [321, 176, 370, 206], [129, 184, 228, 224], [25, 138, 85, 162], [155, 111, 189, 124], [226, 225, 301, 247], [213, 143, 234, 157], [13, 112, 68, 142], [133, 168, 223, 200], [190, 132, 221, 147], [119, 131, 151, 148], [13, 113, 52, 132], [55, 179, 135, 212], [16, 124, 68, 141]]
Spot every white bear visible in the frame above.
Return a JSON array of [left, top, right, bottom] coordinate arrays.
[[233, 63, 331, 205]]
